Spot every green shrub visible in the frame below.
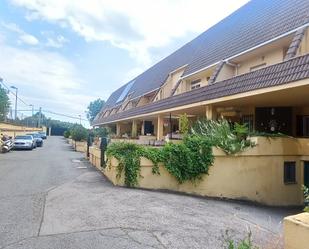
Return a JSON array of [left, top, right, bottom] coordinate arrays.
[[93, 127, 110, 137], [162, 136, 214, 183], [191, 119, 254, 154], [179, 113, 190, 135], [63, 130, 70, 138], [233, 122, 249, 140], [70, 125, 88, 142]]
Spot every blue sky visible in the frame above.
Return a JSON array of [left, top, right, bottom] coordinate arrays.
[[0, 0, 249, 126]]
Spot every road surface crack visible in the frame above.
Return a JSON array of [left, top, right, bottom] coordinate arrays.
[[37, 192, 47, 236]]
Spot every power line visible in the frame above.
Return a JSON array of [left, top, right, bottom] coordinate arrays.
[[43, 110, 88, 121], [0, 80, 29, 106], [1, 79, 88, 122], [16, 109, 87, 121]]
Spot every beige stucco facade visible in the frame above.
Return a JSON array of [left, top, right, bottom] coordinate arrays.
[[236, 47, 286, 75], [284, 212, 309, 249], [89, 146, 102, 169], [74, 141, 87, 153]]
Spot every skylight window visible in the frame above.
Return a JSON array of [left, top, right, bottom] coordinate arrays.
[[116, 80, 135, 103]]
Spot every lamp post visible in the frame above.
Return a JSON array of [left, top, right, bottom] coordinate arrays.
[[10, 86, 18, 120]]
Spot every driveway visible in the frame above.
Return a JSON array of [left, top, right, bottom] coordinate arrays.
[[0, 137, 300, 248]]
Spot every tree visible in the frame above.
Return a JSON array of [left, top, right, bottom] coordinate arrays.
[[70, 125, 88, 141], [179, 113, 189, 135], [20, 112, 44, 127], [0, 85, 10, 121], [86, 98, 105, 123]]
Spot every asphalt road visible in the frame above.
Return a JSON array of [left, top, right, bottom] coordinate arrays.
[[0, 137, 301, 249]]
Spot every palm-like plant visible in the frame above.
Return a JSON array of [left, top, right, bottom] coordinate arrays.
[[191, 119, 254, 154]]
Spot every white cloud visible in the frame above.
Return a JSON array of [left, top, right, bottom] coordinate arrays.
[[10, 0, 249, 67], [0, 39, 95, 121], [42, 31, 69, 48], [19, 33, 39, 45], [46, 35, 68, 48], [1, 21, 39, 45]]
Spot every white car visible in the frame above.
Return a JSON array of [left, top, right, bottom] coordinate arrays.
[[13, 135, 35, 150]]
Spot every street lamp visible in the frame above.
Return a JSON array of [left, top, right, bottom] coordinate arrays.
[[10, 86, 18, 120]]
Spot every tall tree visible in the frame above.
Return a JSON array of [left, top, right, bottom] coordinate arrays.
[[86, 98, 105, 122], [0, 85, 10, 121]]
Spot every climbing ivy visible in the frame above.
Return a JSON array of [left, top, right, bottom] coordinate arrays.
[[141, 147, 164, 175], [106, 135, 214, 187], [106, 142, 142, 187], [161, 136, 214, 183]]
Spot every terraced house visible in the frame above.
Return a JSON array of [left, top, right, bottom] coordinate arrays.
[[92, 0, 309, 205]]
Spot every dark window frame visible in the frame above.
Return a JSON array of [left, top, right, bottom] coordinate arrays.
[[284, 161, 297, 184], [191, 79, 201, 90]]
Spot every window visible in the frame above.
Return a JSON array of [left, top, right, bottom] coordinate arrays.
[[116, 80, 135, 103], [284, 161, 296, 184], [191, 79, 201, 90]]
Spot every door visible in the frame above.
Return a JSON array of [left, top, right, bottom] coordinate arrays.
[[296, 116, 309, 137], [144, 121, 154, 135], [304, 162, 309, 188]]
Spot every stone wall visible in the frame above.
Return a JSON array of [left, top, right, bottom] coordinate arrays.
[[0, 122, 43, 137]]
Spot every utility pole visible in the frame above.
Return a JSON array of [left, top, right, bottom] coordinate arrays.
[[79, 115, 81, 125], [38, 107, 42, 128], [10, 86, 18, 120]]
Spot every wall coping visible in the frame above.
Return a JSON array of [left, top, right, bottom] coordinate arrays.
[[285, 212, 309, 229]]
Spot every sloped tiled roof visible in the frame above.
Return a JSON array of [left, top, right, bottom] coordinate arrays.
[[183, 0, 309, 76], [93, 54, 309, 125], [97, 0, 309, 121]]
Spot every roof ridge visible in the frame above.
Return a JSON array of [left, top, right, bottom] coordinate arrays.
[[99, 0, 309, 118]]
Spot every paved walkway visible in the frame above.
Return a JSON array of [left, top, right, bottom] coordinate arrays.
[[0, 137, 300, 248]]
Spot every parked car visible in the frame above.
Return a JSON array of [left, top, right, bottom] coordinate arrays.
[[38, 131, 47, 139], [13, 135, 35, 150], [26, 133, 43, 147]]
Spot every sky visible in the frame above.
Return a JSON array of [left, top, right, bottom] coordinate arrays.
[[0, 0, 249, 127]]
